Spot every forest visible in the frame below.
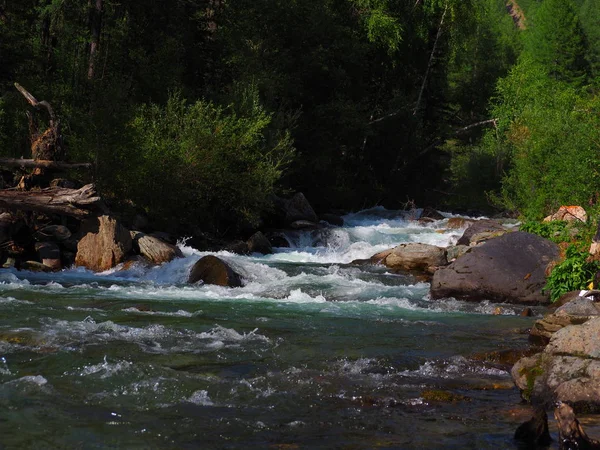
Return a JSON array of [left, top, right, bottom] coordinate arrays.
[[0, 0, 599, 236]]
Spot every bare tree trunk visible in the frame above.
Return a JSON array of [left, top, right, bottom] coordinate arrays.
[[0, 184, 107, 219], [88, 0, 103, 80], [14, 83, 64, 161], [14, 83, 67, 188], [413, 2, 448, 116]]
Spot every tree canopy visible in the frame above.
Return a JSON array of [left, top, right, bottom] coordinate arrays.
[[0, 0, 598, 231]]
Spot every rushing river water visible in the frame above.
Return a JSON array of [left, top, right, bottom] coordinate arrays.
[[0, 208, 554, 448]]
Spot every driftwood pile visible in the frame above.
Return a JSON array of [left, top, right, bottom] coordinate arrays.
[[0, 84, 179, 272]]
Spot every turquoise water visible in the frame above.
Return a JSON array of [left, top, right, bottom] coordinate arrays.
[[0, 209, 542, 448]]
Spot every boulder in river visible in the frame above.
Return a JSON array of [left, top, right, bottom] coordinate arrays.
[[383, 243, 447, 275], [446, 217, 475, 229], [270, 192, 319, 227], [456, 219, 509, 246], [431, 231, 560, 304], [246, 231, 272, 255], [512, 317, 600, 412], [529, 292, 600, 345], [75, 215, 132, 272], [130, 231, 183, 265], [188, 255, 243, 287]]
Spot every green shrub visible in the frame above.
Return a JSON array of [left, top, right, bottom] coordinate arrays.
[[126, 86, 295, 232], [544, 246, 600, 302], [520, 220, 570, 243]]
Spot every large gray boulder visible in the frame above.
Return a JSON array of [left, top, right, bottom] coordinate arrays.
[[512, 317, 600, 412], [75, 215, 132, 272], [188, 255, 243, 287], [431, 231, 560, 304]]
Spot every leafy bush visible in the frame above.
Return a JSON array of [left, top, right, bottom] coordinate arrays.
[[544, 246, 600, 302], [126, 86, 295, 233], [485, 58, 600, 219], [520, 220, 570, 243]]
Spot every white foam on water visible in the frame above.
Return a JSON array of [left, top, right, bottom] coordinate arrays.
[[399, 356, 508, 379], [38, 318, 272, 354], [0, 296, 33, 305], [76, 359, 134, 379], [3, 375, 48, 386], [186, 389, 214, 406], [338, 357, 379, 375], [121, 307, 194, 317]]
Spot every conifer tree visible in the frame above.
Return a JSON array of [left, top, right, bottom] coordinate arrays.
[[524, 0, 588, 84], [579, 0, 600, 79]]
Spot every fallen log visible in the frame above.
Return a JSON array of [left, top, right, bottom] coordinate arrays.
[[0, 158, 92, 171], [0, 184, 107, 218]]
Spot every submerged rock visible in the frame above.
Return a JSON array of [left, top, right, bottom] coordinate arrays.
[[431, 232, 560, 305], [75, 215, 132, 272], [421, 389, 469, 403], [188, 255, 243, 287]]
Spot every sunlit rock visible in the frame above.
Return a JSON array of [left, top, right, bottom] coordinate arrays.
[[543, 205, 587, 223], [513, 317, 600, 412], [75, 215, 132, 272], [383, 243, 447, 275], [130, 230, 182, 264]]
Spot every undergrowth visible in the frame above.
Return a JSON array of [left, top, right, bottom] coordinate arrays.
[[544, 246, 600, 302]]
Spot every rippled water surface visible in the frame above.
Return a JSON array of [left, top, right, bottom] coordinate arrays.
[[0, 208, 544, 448]]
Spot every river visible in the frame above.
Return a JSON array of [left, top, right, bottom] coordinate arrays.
[[0, 208, 547, 448]]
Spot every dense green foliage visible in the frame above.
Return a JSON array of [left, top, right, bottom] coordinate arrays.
[[544, 246, 600, 302], [450, 0, 600, 219], [0, 0, 524, 232], [520, 220, 571, 242], [0, 0, 599, 232], [128, 88, 294, 231]]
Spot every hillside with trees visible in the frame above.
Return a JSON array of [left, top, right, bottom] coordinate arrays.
[[0, 0, 598, 235]]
